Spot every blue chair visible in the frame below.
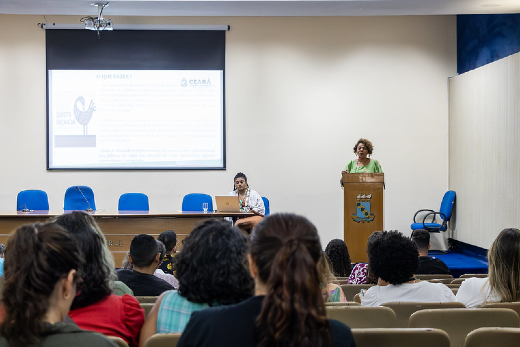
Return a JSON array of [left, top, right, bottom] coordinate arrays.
[[182, 193, 213, 212], [17, 190, 49, 211], [118, 193, 149, 211], [64, 186, 96, 211], [411, 190, 456, 233], [262, 197, 270, 215]]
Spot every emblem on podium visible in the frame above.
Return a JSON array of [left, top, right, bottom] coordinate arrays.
[[352, 194, 375, 223]]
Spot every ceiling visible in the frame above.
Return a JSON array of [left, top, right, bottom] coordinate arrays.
[[1, 0, 520, 17]]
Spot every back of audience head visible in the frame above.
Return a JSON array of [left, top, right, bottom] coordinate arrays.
[[411, 229, 430, 254], [0, 243, 5, 258], [129, 234, 160, 269], [488, 228, 520, 302], [367, 230, 419, 285], [0, 223, 84, 347], [325, 238, 353, 277], [174, 219, 253, 305], [158, 230, 177, 254], [156, 240, 166, 267], [250, 213, 330, 347], [53, 211, 114, 309]]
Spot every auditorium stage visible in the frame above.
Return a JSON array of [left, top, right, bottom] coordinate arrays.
[[0, 210, 252, 266]]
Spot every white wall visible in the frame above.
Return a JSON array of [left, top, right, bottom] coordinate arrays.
[[0, 14, 456, 249], [449, 52, 520, 249]]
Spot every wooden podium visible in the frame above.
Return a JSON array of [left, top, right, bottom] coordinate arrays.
[[342, 172, 384, 263]]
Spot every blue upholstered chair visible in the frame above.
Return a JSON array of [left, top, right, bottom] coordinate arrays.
[[262, 197, 270, 215], [118, 193, 149, 211], [411, 190, 456, 233], [182, 193, 213, 212], [17, 190, 49, 211], [64, 186, 96, 211]]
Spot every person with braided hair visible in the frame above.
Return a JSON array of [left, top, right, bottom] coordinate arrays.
[[0, 223, 117, 347], [176, 213, 355, 347]]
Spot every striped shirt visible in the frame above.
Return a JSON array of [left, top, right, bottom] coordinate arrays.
[[157, 290, 211, 333]]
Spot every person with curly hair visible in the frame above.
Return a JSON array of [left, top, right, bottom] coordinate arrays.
[[139, 219, 253, 344], [175, 213, 355, 347], [456, 228, 520, 308], [0, 223, 116, 347], [361, 230, 455, 306], [229, 172, 265, 235], [345, 138, 383, 174], [54, 212, 144, 347], [325, 239, 353, 278]]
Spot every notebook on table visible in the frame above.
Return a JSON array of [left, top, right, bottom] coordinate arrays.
[[215, 196, 241, 212]]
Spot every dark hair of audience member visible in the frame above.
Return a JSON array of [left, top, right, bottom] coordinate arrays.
[[0, 223, 84, 347], [174, 219, 253, 305], [325, 239, 353, 277], [130, 234, 159, 267], [53, 211, 114, 309], [367, 230, 419, 285], [158, 230, 177, 254], [411, 229, 430, 250], [156, 240, 166, 267], [251, 213, 331, 347], [488, 228, 520, 302]]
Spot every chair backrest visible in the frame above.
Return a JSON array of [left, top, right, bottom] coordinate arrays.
[[416, 274, 454, 281], [439, 190, 456, 221], [135, 296, 158, 304], [16, 190, 49, 210], [325, 306, 396, 328], [325, 301, 361, 306], [463, 327, 520, 347], [480, 302, 520, 319], [139, 303, 155, 317], [429, 278, 455, 284], [181, 193, 213, 212], [381, 301, 466, 328], [409, 308, 520, 347], [460, 274, 488, 279], [107, 336, 129, 347], [144, 333, 182, 347], [262, 196, 270, 215], [64, 185, 96, 210], [341, 284, 374, 301], [451, 278, 466, 284], [352, 328, 450, 347], [118, 193, 149, 211]]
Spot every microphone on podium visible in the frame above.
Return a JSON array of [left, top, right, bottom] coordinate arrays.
[[76, 186, 94, 212]]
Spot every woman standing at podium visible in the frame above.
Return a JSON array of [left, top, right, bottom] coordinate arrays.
[[345, 138, 383, 174]]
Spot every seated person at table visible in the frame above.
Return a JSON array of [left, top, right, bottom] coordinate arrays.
[[411, 229, 450, 275], [0, 223, 116, 347], [117, 234, 174, 296], [139, 219, 253, 343], [157, 229, 178, 275], [176, 214, 355, 347], [54, 212, 143, 347], [361, 231, 455, 306], [229, 172, 265, 235]]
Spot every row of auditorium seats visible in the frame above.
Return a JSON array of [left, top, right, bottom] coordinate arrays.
[[16, 188, 270, 214]]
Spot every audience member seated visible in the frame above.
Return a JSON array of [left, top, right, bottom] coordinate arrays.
[[0, 223, 116, 347], [325, 239, 353, 278], [456, 228, 520, 308], [176, 213, 356, 347], [54, 212, 144, 347], [157, 229, 177, 275], [411, 229, 451, 274], [117, 234, 174, 296], [362, 231, 455, 306], [154, 241, 179, 289], [139, 219, 254, 343], [322, 259, 347, 302]]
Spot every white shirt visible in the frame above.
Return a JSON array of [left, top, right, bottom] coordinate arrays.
[[361, 280, 456, 306], [228, 188, 265, 215], [154, 269, 179, 290], [455, 277, 500, 308]]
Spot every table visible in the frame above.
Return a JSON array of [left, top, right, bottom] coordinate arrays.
[[0, 210, 253, 266]]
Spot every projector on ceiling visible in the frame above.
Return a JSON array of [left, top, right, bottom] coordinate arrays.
[[84, 17, 113, 31]]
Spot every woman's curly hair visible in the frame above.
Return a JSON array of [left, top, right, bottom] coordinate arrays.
[[325, 239, 353, 278], [174, 219, 253, 305], [353, 138, 374, 155], [367, 230, 419, 285]]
